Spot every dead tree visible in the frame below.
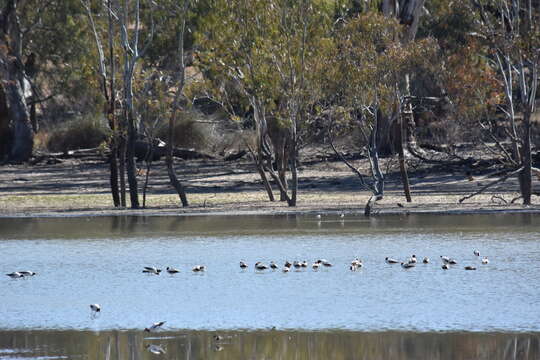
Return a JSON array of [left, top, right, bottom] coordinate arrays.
[[462, 0, 539, 204], [329, 106, 385, 216], [118, 0, 154, 209], [166, 0, 190, 207], [81, 0, 121, 207]]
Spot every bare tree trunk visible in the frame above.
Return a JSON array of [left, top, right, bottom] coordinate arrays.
[[166, 0, 190, 207], [166, 114, 189, 207], [107, 0, 120, 207], [125, 107, 139, 208], [399, 77, 412, 202], [289, 142, 298, 207], [0, 0, 33, 163], [1, 74, 32, 162], [520, 109, 532, 204], [119, 133, 127, 207]]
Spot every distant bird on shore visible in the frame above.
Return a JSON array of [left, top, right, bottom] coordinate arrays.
[[385, 257, 399, 264], [145, 344, 166, 355], [240, 261, 248, 269], [90, 304, 101, 317], [6, 272, 24, 279], [145, 321, 166, 332], [423, 257, 430, 264], [143, 266, 161, 275], [192, 265, 206, 272], [474, 250, 480, 256], [482, 257, 489, 264]]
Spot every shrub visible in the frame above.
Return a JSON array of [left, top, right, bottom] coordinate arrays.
[[46, 115, 110, 153], [156, 110, 209, 150]]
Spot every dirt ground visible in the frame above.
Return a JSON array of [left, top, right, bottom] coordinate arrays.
[[1, 148, 539, 217]]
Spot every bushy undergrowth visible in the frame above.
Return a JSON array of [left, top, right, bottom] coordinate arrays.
[[44, 115, 109, 153], [156, 111, 210, 150]]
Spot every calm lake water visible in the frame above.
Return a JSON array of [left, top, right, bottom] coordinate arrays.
[[0, 213, 539, 358]]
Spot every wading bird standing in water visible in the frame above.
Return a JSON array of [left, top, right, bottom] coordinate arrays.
[[90, 304, 101, 318]]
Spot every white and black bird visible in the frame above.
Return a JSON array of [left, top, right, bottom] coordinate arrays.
[[482, 257, 489, 264], [166, 267, 180, 274], [448, 259, 458, 265], [312, 262, 320, 270], [144, 321, 166, 332], [464, 266, 477, 270], [401, 262, 415, 269], [474, 250, 480, 256], [440, 256, 450, 264], [408, 255, 417, 264], [19, 271, 36, 276], [442, 264, 450, 270], [6, 272, 24, 279], [422, 257, 430, 264], [254, 262, 268, 271], [192, 265, 206, 272], [240, 261, 248, 270], [145, 344, 166, 355], [385, 257, 399, 264], [270, 261, 278, 270], [282, 266, 290, 273], [143, 266, 161, 275], [90, 304, 101, 317]]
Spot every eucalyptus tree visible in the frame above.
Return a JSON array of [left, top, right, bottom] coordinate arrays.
[[324, 12, 437, 215], [198, 0, 330, 206]]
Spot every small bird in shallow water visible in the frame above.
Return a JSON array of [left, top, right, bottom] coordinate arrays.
[[90, 304, 101, 312], [408, 255, 417, 264], [401, 262, 415, 269], [284, 261, 292, 268], [254, 262, 268, 271], [166, 267, 180, 274], [270, 261, 278, 270], [90, 304, 101, 317], [474, 250, 480, 256], [464, 266, 477, 270], [240, 261, 248, 269], [145, 344, 166, 355], [143, 266, 161, 275], [423, 257, 430, 264], [192, 265, 206, 272], [385, 257, 399, 264], [6, 272, 24, 279], [282, 266, 290, 273], [144, 321, 166, 332], [312, 262, 320, 270], [448, 259, 458, 265], [440, 256, 450, 263], [442, 264, 450, 270], [482, 257, 489, 264]]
